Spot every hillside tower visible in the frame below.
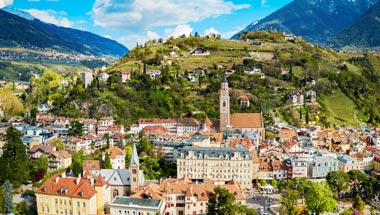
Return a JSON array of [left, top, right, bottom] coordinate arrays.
[[219, 76, 230, 132]]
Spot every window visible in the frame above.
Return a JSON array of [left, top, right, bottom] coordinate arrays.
[[78, 212, 80, 215], [83, 202, 86, 208], [77, 202, 80, 207], [55, 199, 58, 204], [113, 189, 119, 199]]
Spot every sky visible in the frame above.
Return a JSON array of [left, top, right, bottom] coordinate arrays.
[[0, 0, 293, 49]]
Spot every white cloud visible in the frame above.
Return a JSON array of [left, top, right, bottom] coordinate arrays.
[[164, 24, 193, 38], [25, 9, 73, 27], [0, 0, 13, 8], [117, 31, 161, 49], [204, 27, 220, 36], [76, 20, 86, 24], [261, 0, 268, 7], [92, 0, 250, 32]]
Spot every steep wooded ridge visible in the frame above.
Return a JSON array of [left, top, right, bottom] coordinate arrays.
[[0, 9, 129, 57], [330, 0, 380, 48], [232, 0, 379, 45]]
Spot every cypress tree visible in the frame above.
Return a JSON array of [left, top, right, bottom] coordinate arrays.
[[3, 180, 13, 214], [0, 126, 30, 187], [103, 152, 112, 169]]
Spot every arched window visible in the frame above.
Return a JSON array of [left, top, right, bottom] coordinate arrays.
[[113, 189, 119, 199], [223, 101, 226, 107]]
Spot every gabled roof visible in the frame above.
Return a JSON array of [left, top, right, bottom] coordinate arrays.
[[94, 174, 108, 186], [83, 160, 101, 171], [100, 169, 131, 186], [107, 146, 125, 159], [30, 145, 55, 154], [49, 150, 71, 159], [230, 113, 263, 129], [36, 173, 96, 199]]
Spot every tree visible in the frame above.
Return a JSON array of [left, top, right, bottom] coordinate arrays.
[[260, 179, 267, 187], [0, 186, 3, 213], [207, 187, 256, 215], [72, 160, 82, 176], [103, 133, 110, 151], [3, 180, 13, 214], [0, 90, 24, 120], [326, 171, 349, 198], [68, 120, 84, 137], [305, 181, 336, 215], [280, 189, 300, 215], [51, 137, 65, 151], [348, 170, 368, 195], [340, 209, 354, 215], [103, 152, 112, 169], [35, 155, 49, 171], [0, 126, 30, 187], [137, 131, 153, 156], [125, 144, 133, 168], [271, 179, 277, 189], [353, 195, 365, 214]]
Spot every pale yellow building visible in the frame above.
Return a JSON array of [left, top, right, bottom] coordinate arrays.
[[36, 172, 110, 215], [177, 147, 253, 191]]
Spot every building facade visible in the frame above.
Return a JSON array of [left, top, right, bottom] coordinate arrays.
[[36, 173, 110, 215], [177, 147, 253, 191], [308, 156, 339, 178]]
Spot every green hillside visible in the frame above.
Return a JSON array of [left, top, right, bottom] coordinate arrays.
[[27, 33, 380, 127]]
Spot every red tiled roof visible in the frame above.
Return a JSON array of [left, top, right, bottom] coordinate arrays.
[[107, 146, 125, 159], [36, 174, 97, 199], [83, 160, 101, 171], [94, 174, 107, 186], [49, 150, 71, 159], [230, 113, 263, 128]]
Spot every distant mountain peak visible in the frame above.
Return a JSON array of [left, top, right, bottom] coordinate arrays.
[[232, 0, 379, 43], [0, 9, 129, 57], [2, 7, 36, 21]]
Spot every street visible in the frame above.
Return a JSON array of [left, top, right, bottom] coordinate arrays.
[[246, 191, 281, 215]]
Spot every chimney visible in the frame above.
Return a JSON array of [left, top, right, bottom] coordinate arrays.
[[62, 172, 66, 178], [90, 178, 94, 186], [55, 176, 60, 184]]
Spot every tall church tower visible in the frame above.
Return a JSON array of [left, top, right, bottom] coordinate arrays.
[[129, 143, 140, 191], [220, 76, 230, 132]]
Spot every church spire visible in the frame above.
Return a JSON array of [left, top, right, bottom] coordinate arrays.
[[130, 143, 139, 167]]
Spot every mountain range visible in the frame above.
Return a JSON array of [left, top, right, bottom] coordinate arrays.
[[0, 9, 129, 57], [330, 0, 380, 48], [232, 0, 380, 47]]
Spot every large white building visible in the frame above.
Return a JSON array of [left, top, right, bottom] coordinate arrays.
[[177, 147, 253, 191]]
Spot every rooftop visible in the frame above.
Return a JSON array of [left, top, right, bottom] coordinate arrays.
[[112, 197, 161, 208]]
